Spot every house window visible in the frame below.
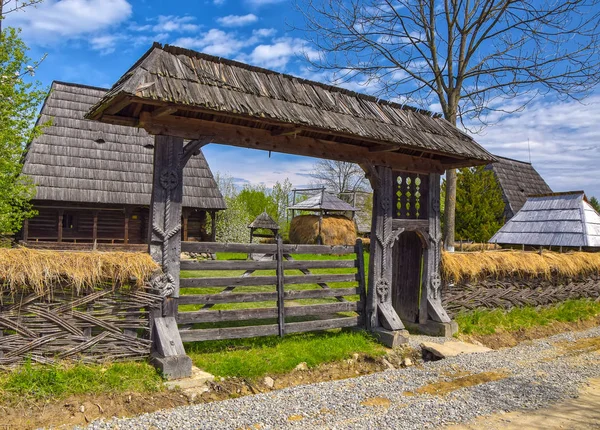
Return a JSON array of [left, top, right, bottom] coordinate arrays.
[[393, 173, 429, 220], [62, 213, 77, 230]]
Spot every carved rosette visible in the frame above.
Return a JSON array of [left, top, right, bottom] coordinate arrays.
[[150, 272, 176, 298], [375, 278, 390, 304], [429, 273, 442, 300], [160, 168, 179, 190]]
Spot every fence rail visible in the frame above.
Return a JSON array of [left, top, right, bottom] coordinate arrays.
[[178, 238, 366, 342]]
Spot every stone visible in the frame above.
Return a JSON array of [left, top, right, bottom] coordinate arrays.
[[382, 358, 395, 370], [263, 376, 275, 388], [164, 366, 215, 391], [151, 353, 193, 380], [372, 328, 409, 348], [420, 341, 492, 359], [403, 357, 413, 367], [295, 362, 308, 371], [352, 353, 360, 361], [404, 320, 459, 337]]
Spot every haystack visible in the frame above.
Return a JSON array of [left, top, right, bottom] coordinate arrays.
[[289, 215, 356, 245]]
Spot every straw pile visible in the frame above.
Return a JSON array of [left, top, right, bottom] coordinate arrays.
[[0, 248, 159, 295], [289, 215, 357, 245], [443, 250, 600, 282]]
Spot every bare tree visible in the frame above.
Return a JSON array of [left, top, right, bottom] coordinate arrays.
[[297, 0, 600, 250], [1, 1, 44, 32], [310, 160, 369, 194]]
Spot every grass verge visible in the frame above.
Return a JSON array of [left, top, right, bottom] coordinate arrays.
[[0, 361, 164, 402], [455, 298, 600, 336], [185, 329, 385, 378]]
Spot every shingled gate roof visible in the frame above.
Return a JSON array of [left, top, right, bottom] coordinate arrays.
[[23, 81, 226, 210], [288, 192, 358, 212], [86, 43, 495, 169], [486, 156, 552, 219], [489, 192, 600, 248]]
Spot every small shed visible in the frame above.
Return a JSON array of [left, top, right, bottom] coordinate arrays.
[[288, 189, 359, 216], [486, 156, 552, 220], [489, 191, 600, 249], [248, 212, 280, 242]]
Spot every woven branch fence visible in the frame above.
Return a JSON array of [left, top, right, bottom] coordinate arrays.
[[0, 287, 162, 365], [442, 275, 600, 317]]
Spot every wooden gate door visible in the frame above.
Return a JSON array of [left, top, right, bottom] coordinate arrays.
[[391, 231, 424, 324]]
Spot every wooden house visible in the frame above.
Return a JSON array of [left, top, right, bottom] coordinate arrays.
[[489, 191, 600, 249], [486, 155, 552, 220], [20, 81, 226, 250]]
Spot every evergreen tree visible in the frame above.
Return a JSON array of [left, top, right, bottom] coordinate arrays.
[[453, 166, 505, 243], [590, 196, 600, 213]]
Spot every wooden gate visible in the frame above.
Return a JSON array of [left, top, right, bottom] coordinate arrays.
[[176, 238, 366, 342], [392, 231, 424, 323]]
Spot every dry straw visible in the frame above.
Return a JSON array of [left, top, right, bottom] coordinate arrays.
[[289, 215, 357, 246], [443, 250, 600, 282], [0, 248, 159, 295]]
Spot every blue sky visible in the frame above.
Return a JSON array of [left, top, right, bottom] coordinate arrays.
[[5, 0, 600, 196]]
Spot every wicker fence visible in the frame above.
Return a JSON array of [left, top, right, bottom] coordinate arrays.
[[442, 275, 600, 317], [0, 287, 162, 365]]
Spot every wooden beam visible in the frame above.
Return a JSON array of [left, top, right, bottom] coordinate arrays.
[[139, 115, 444, 174], [57, 209, 64, 243], [102, 114, 138, 127], [368, 144, 403, 153], [182, 138, 211, 166], [271, 127, 302, 137], [92, 211, 98, 243], [22, 219, 28, 243], [210, 211, 216, 241], [151, 106, 178, 119], [104, 96, 132, 115]]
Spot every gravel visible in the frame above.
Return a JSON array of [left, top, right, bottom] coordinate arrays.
[[81, 327, 600, 430]]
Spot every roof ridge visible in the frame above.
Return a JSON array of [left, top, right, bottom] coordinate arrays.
[[53, 81, 109, 92], [160, 44, 446, 122], [493, 154, 532, 165]]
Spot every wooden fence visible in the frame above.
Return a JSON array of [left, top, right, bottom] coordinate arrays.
[[177, 238, 366, 342]]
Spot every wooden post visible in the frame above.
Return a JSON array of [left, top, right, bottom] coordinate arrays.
[[57, 209, 64, 243], [422, 173, 451, 324], [147, 134, 192, 380], [92, 211, 98, 243], [210, 210, 217, 241], [276, 234, 285, 337], [366, 166, 404, 332], [355, 238, 367, 327], [182, 209, 189, 241], [22, 219, 28, 243], [124, 209, 130, 245]]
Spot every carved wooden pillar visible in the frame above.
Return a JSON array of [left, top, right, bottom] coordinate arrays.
[[366, 166, 404, 332], [57, 209, 64, 243], [422, 173, 451, 323], [149, 135, 184, 304]]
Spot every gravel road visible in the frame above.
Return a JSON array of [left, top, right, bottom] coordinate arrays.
[[82, 327, 600, 430]]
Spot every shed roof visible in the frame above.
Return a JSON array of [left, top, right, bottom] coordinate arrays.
[[288, 192, 358, 212], [486, 156, 552, 219], [248, 212, 280, 230], [86, 43, 495, 169], [23, 81, 226, 209], [489, 191, 600, 247]]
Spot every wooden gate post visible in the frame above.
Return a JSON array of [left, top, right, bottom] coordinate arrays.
[[148, 134, 192, 379], [275, 235, 285, 337], [418, 173, 456, 336], [366, 165, 407, 347]]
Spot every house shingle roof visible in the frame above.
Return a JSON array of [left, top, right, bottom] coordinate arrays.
[[22, 81, 226, 209]]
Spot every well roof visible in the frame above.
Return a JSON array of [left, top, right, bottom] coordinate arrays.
[[23, 81, 226, 209], [86, 43, 495, 168], [486, 156, 552, 219], [248, 211, 280, 230], [489, 191, 600, 247], [288, 192, 358, 212]]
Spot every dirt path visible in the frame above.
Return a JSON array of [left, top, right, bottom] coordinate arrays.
[[448, 377, 600, 429]]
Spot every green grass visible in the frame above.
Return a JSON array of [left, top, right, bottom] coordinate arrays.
[[185, 329, 385, 378], [0, 361, 163, 401], [455, 298, 600, 336]]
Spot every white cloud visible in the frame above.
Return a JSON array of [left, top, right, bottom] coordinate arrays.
[[90, 34, 121, 54], [244, 38, 319, 69], [217, 14, 258, 27], [5, 0, 132, 42], [174, 27, 274, 57], [472, 94, 600, 198], [152, 15, 199, 33], [213, 0, 226, 5]]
